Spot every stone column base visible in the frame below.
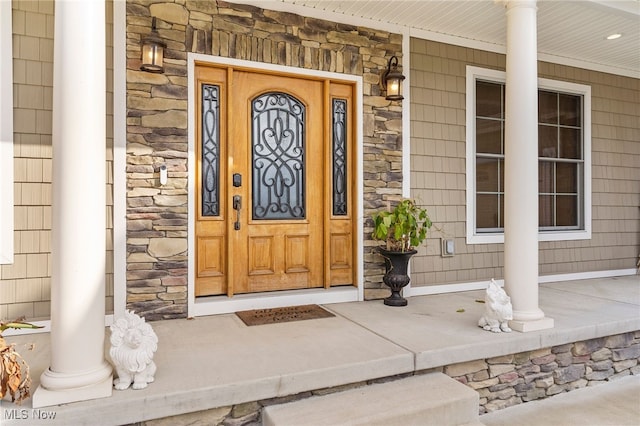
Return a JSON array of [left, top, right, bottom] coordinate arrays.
[[509, 317, 554, 333], [32, 375, 112, 408]]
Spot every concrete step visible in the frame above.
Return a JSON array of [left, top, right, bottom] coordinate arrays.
[[262, 372, 480, 426]]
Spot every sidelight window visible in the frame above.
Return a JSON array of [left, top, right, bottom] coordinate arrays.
[[332, 98, 348, 216], [201, 84, 221, 217]]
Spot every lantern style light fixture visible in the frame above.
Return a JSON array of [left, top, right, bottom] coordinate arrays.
[[140, 17, 166, 73], [380, 56, 406, 101]]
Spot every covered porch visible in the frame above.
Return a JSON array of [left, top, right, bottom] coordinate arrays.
[[3, 275, 639, 425]]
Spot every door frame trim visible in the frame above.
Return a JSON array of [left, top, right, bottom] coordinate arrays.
[[187, 53, 364, 316]]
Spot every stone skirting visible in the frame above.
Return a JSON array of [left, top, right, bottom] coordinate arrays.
[[126, 1, 403, 320], [135, 331, 640, 425], [445, 331, 640, 414]]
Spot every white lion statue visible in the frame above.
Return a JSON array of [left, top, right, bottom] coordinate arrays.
[[478, 279, 513, 333], [109, 310, 158, 390]]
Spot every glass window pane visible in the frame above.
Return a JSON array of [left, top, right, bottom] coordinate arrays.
[[557, 195, 578, 226], [201, 84, 220, 217], [539, 125, 557, 157], [539, 161, 554, 193], [476, 81, 502, 118], [557, 162, 577, 193], [476, 118, 502, 154], [559, 94, 580, 127], [477, 194, 499, 229], [252, 92, 306, 220], [560, 127, 580, 159], [332, 98, 347, 216], [538, 91, 557, 124], [474, 81, 585, 234], [539, 195, 554, 227], [476, 158, 499, 192]]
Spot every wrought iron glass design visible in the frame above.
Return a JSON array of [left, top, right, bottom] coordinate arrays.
[[201, 84, 220, 216], [332, 99, 347, 215], [252, 92, 306, 220]]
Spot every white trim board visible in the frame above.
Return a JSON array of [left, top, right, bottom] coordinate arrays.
[[401, 30, 411, 199], [3, 315, 115, 337], [406, 268, 638, 297], [0, 0, 14, 265], [187, 53, 365, 318], [191, 287, 360, 317], [113, 0, 128, 319], [538, 269, 638, 284], [9, 268, 636, 335]]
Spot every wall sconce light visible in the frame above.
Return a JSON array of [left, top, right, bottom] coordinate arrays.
[[140, 17, 166, 73], [380, 56, 405, 101]]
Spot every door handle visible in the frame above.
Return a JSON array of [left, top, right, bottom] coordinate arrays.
[[233, 195, 242, 230]]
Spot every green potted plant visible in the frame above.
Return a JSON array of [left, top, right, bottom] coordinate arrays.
[[371, 199, 432, 306]]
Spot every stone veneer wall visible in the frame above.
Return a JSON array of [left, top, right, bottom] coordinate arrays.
[[445, 331, 640, 414], [126, 1, 403, 319], [133, 331, 640, 425]]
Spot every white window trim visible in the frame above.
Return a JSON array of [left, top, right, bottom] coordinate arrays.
[[465, 66, 591, 245], [0, 0, 14, 264]]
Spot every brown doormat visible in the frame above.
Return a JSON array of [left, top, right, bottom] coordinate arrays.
[[236, 304, 335, 326]]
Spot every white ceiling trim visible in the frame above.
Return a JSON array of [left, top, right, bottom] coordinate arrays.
[[410, 27, 506, 56], [232, 0, 639, 79], [536, 51, 638, 79], [231, 0, 405, 33], [411, 24, 640, 79], [588, 0, 640, 15]]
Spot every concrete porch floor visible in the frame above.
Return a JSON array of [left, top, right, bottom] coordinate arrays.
[[1, 275, 639, 425]]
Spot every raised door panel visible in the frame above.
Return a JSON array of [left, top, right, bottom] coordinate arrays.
[[195, 65, 228, 296], [230, 71, 324, 294]]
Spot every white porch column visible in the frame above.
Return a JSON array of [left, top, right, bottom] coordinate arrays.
[[502, 0, 553, 332], [33, 0, 112, 407]]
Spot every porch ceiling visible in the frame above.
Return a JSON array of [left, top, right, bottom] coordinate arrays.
[[239, 0, 640, 78]]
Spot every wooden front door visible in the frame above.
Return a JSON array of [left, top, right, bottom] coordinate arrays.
[[195, 64, 355, 297]]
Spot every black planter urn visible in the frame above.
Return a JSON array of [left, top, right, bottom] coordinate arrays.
[[378, 248, 417, 307]]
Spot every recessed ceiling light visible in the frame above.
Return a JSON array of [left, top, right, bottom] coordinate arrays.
[[606, 33, 622, 40]]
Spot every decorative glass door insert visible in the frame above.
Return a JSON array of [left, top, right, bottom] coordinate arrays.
[[252, 93, 306, 220]]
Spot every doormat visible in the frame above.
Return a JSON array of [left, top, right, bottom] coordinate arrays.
[[236, 304, 334, 326]]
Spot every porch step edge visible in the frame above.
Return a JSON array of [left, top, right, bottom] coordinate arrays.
[[262, 372, 479, 426]]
